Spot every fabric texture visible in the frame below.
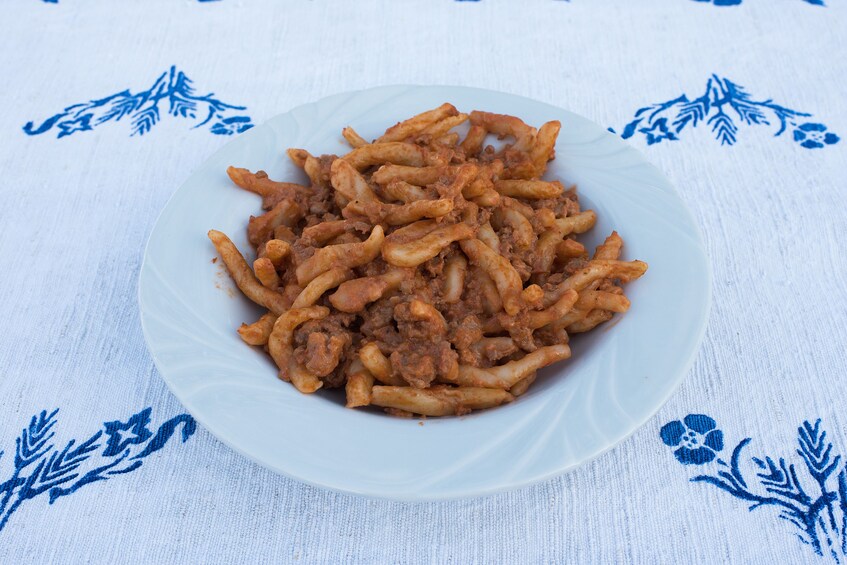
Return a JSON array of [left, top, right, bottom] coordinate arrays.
[[1, 1, 846, 563]]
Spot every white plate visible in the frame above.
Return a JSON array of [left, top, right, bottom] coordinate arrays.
[[139, 85, 711, 500]]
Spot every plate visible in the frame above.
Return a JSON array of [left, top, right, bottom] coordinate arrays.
[[138, 85, 711, 500]]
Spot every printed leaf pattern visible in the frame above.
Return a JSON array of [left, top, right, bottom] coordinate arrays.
[[614, 75, 839, 149], [23, 66, 253, 138], [0, 408, 196, 533], [661, 416, 847, 560], [692, 0, 825, 5], [43, 0, 219, 3], [458, 0, 824, 4]]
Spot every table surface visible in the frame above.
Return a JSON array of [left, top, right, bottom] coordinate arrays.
[[1, 1, 845, 563]]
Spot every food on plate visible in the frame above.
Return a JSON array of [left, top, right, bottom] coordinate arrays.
[[208, 104, 647, 417]]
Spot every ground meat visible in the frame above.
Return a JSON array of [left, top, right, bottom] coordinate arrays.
[[511, 257, 532, 282], [387, 299, 458, 387], [449, 315, 483, 350], [367, 299, 403, 350], [358, 257, 391, 278], [390, 341, 457, 389], [390, 347, 436, 388], [428, 144, 457, 167], [461, 337, 519, 368], [499, 147, 535, 178], [534, 325, 569, 348], [544, 273, 566, 287], [302, 216, 323, 230], [449, 314, 486, 366], [393, 300, 444, 340], [373, 326, 403, 350], [291, 239, 317, 265], [529, 272, 548, 287], [490, 235, 532, 284], [293, 312, 356, 387], [253, 171, 310, 211], [398, 273, 437, 305], [531, 197, 566, 218], [495, 310, 536, 352], [327, 232, 362, 245], [319, 212, 341, 223], [303, 332, 350, 378], [459, 270, 491, 315], [457, 348, 479, 367], [360, 298, 395, 339], [531, 186, 580, 218], [562, 256, 590, 276], [317, 155, 336, 185], [530, 208, 556, 233], [596, 279, 624, 294], [563, 186, 580, 206], [347, 220, 372, 235], [281, 282, 302, 304], [421, 248, 449, 279], [480, 145, 497, 159]]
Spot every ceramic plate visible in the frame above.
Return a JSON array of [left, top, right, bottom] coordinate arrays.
[[138, 85, 711, 500]]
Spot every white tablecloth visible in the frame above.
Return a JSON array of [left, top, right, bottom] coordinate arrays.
[[1, 1, 846, 563]]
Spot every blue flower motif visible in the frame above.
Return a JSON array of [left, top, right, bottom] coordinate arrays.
[[792, 122, 840, 149], [660, 414, 724, 465], [638, 118, 678, 145], [102, 408, 153, 457], [661, 417, 847, 558], [210, 116, 254, 136]]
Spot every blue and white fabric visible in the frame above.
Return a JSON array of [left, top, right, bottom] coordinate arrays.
[[1, 1, 845, 562]]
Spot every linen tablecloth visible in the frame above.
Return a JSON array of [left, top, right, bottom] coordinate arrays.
[[2, 1, 845, 562]]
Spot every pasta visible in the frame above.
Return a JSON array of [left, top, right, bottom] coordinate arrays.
[[209, 104, 647, 417]]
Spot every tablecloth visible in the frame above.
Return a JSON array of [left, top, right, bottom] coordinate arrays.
[[1, 1, 846, 563]]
